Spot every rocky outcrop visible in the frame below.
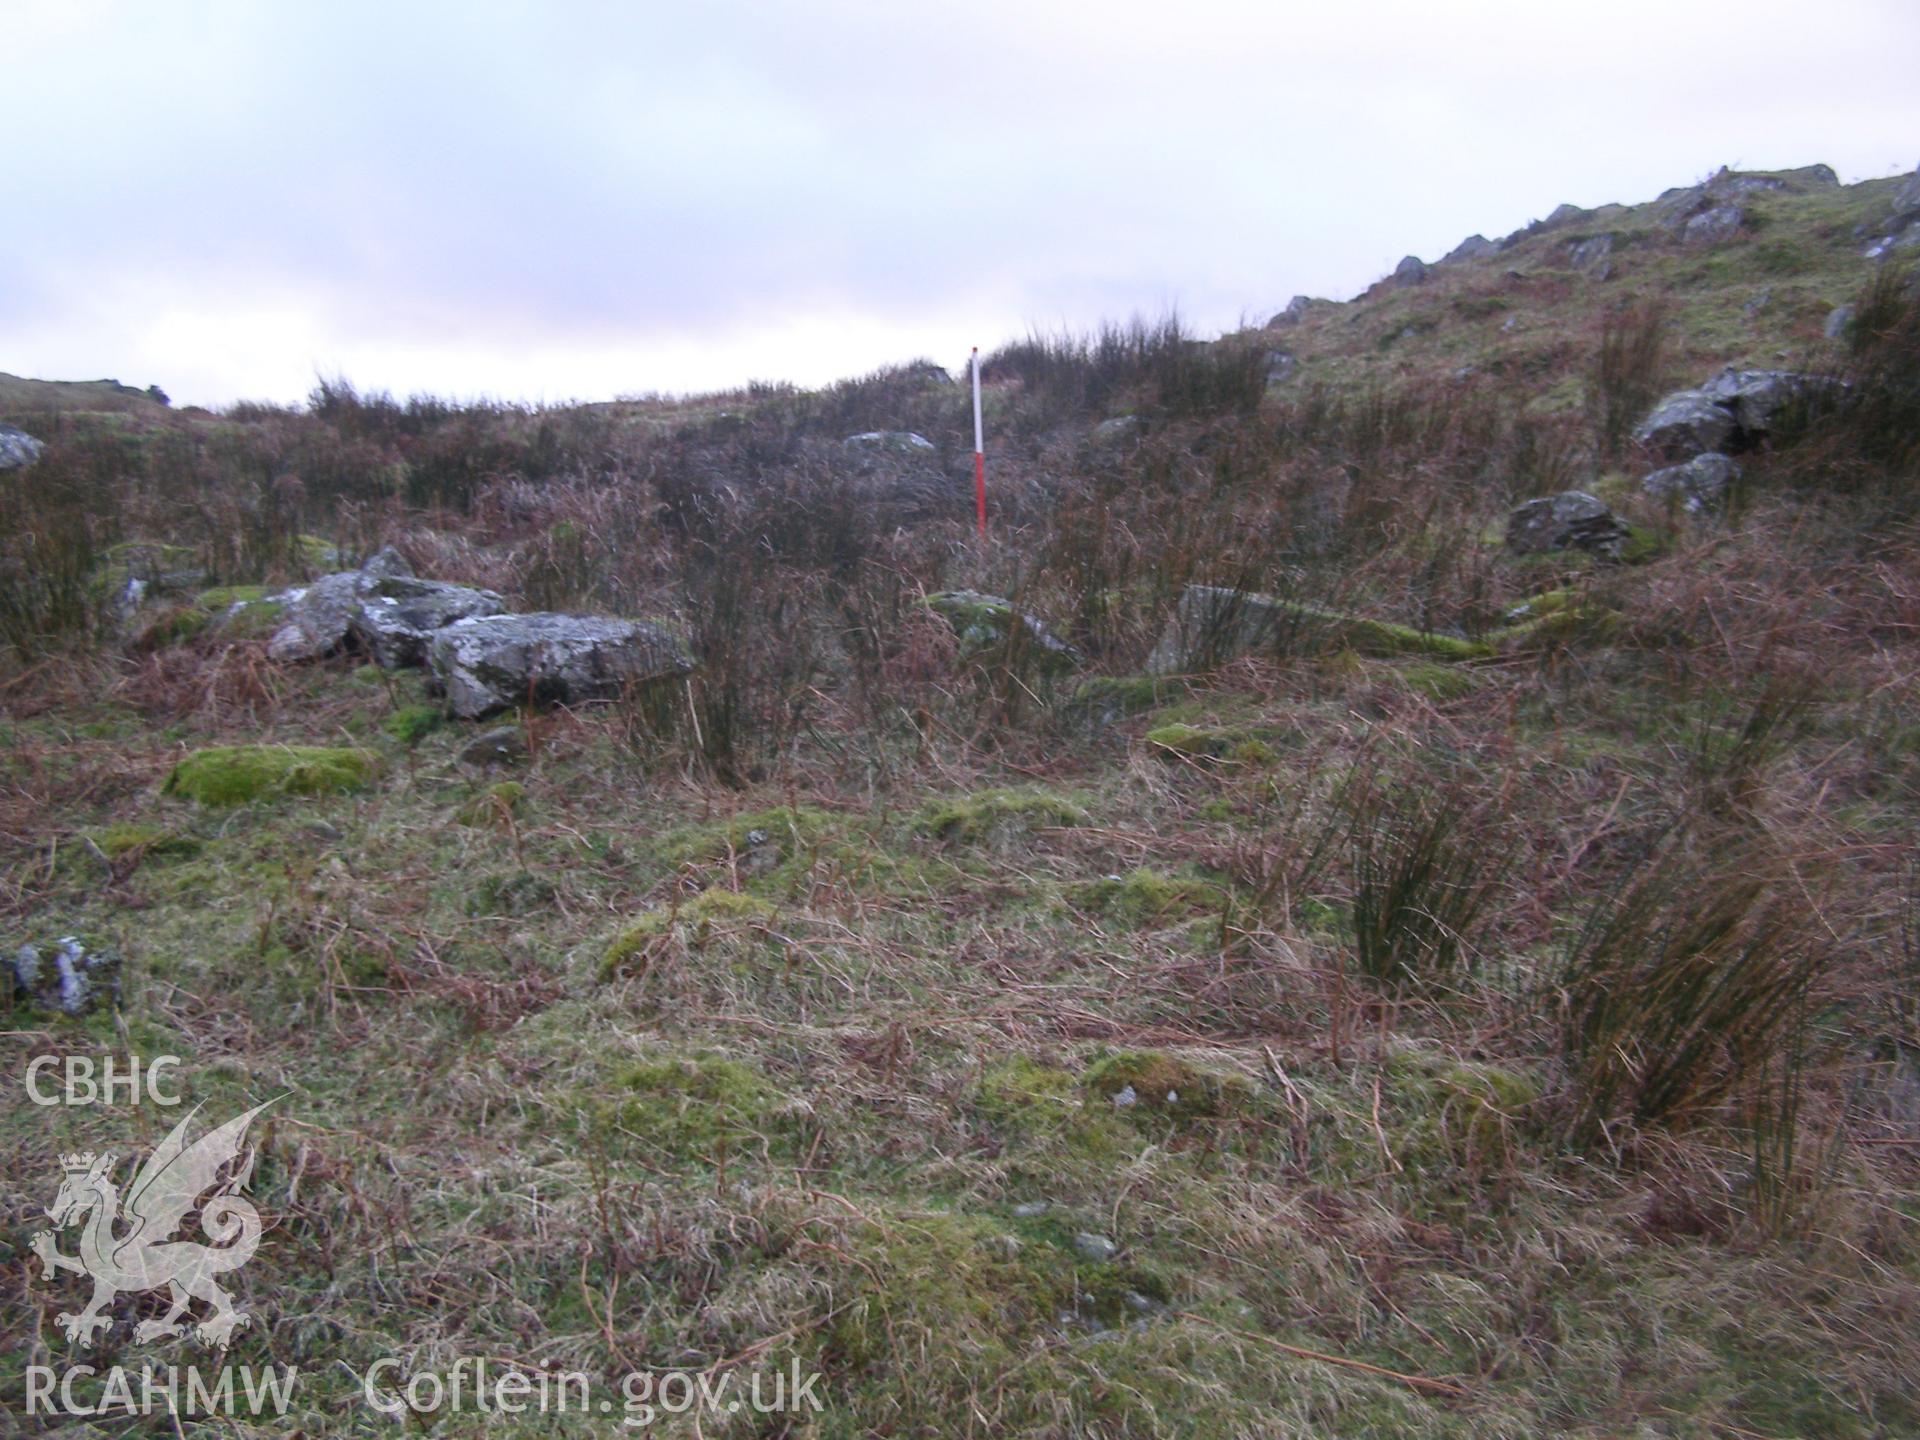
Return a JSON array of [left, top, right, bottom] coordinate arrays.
[[266, 570, 367, 663], [0, 423, 45, 470], [1568, 234, 1614, 279], [427, 613, 694, 719], [1865, 163, 1920, 257], [1683, 205, 1745, 247], [1641, 453, 1739, 512], [1441, 234, 1496, 264], [1391, 255, 1429, 286], [1264, 350, 1297, 386], [1506, 492, 1629, 559], [1266, 296, 1325, 327]]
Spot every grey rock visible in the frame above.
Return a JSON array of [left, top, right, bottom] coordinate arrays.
[[1506, 492, 1629, 559], [267, 570, 366, 663], [1893, 163, 1920, 220], [349, 577, 508, 669], [1264, 350, 1297, 386], [1391, 254, 1429, 286], [1267, 295, 1322, 327], [0, 423, 45, 470], [844, 430, 935, 454], [1073, 1232, 1119, 1263], [925, 590, 1081, 672], [1441, 233, 1496, 264], [1568, 234, 1614, 279], [427, 613, 694, 719], [1641, 453, 1740, 512], [1825, 304, 1856, 341], [358, 545, 414, 584], [1698, 367, 1835, 434], [1683, 205, 1745, 247], [8, 937, 119, 1016], [1632, 390, 1737, 459], [1091, 415, 1145, 447], [1142, 585, 1301, 675], [1011, 1200, 1051, 1219], [1544, 202, 1590, 229], [461, 726, 529, 766]]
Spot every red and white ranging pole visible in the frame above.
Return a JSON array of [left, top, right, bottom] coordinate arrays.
[[971, 346, 986, 540]]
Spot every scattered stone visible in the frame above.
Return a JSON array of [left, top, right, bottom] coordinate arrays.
[[1111, 1084, 1139, 1109], [349, 577, 508, 669], [1391, 254, 1429, 286], [1123, 1290, 1160, 1314], [1505, 492, 1629, 559], [1011, 1200, 1051, 1219], [428, 613, 694, 719], [1824, 303, 1856, 341], [924, 591, 1081, 673], [1641, 453, 1740, 512], [7, 937, 119, 1016], [1631, 390, 1738, 459], [1263, 350, 1297, 385], [844, 430, 935, 453], [1074, 1232, 1119, 1263], [1091, 415, 1145, 447], [0, 423, 45, 470], [1441, 234, 1496, 264], [1683, 205, 1745, 247]]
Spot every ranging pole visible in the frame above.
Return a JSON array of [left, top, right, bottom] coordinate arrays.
[[971, 346, 986, 539]]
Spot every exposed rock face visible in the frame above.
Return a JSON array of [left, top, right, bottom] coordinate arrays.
[[1544, 202, 1591, 229], [8, 937, 118, 1016], [1683, 204, 1745, 247], [1506, 492, 1628, 559], [349, 577, 508, 668], [1825, 304, 1856, 340], [1391, 255, 1429, 286], [1264, 350, 1297, 385], [0, 423, 45, 470], [1267, 295, 1323, 327], [427, 613, 693, 719], [1568, 233, 1614, 279], [1441, 234, 1496, 264], [925, 590, 1081, 673], [1641, 453, 1740, 512], [1698, 367, 1836, 434], [1865, 163, 1920, 257], [1632, 391, 1739, 458]]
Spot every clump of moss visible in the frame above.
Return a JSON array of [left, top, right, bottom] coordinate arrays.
[[1395, 661, 1480, 701], [1143, 723, 1277, 765], [383, 704, 446, 744], [455, 780, 525, 828], [466, 869, 555, 917], [1074, 868, 1224, 927], [598, 1054, 794, 1160], [659, 806, 839, 867], [161, 745, 381, 806], [601, 888, 778, 978], [1384, 1046, 1541, 1170], [916, 788, 1087, 844], [1068, 674, 1186, 724], [1081, 1050, 1253, 1123]]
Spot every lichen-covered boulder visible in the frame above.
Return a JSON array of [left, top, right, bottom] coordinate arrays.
[[1631, 390, 1738, 459], [349, 577, 507, 668], [1391, 254, 1429, 286], [1698, 367, 1834, 434], [266, 570, 365, 662], [1568, 233, 1614, 279], [1641, 453, 1739, 512], [428, 613, 694, 719], [1441, 234, 1495, 264], [1683, 204, 1745, 247], [0, 423, 45, 471], [924, 590, 1081, 673], [1506, 492, 1628, 559], [7, 937, 118, 1016]]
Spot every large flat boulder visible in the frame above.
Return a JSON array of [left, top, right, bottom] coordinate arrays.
[[1506, 491, 1628, 558], [1632, 390, 1737, 459], [428, 613, 694, 719], [0, 424, 45, 470]]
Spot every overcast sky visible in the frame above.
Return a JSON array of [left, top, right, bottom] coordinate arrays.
[[5, 0, 1917, 410]]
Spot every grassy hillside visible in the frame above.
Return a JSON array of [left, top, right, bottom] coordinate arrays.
[[3, 165, 1918, 1437]]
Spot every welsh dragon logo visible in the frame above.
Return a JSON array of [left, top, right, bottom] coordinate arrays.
[[32, 1099, 277, 1349]]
